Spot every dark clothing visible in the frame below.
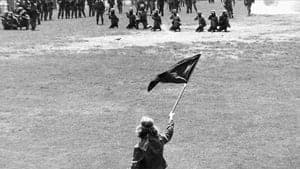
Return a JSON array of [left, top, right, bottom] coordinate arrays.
[[208, 14, 218, 32], [218, 13, 230, 32], [186, 0, 192, 13], [37, 0, 42, 24], [131, 121, 174, 169], [151, 13, 162, 31], [244, 0, 254, 16], [71, 0, 78, 18], [157, 0, 164, 16], [117, 0, 122, 13], [28, 4, 39, 30], [195, 15, 206, 32], [192, 0, 197, 13], [94, 0, 105, 24], [244, 0, 254, 6], [78, 0, 86, 18], [57, 0, 65, 19], [40, 0, 47, 20], [126, 11, 137, 29], [108, 0, 115, 12], [223, 0, 235, 18], [109, 12, 119, 28], [46, 1, 53, 20], [170, 14, 181, 31], [136, 10, 149, 29], [87, 0, 95, 16], [65, 0, 71, 18]]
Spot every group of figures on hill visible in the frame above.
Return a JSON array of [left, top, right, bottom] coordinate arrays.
[[94, 0, 254, 32], [1, 0, 255, 31], [105, 5, 231, 32]]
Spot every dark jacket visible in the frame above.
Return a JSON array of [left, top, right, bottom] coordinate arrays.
[[219, 14, 230, 27], [208, 14, 218, 28], [131, 121, 174, 169], [127, 11, 136, 25], [109, 12, 119, 24], [94, 1, 105, 13], [152, 13, 161, 27], [195, 15, 206, 27]]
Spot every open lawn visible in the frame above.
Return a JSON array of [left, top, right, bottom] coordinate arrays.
[[0, 1, 299, 169]]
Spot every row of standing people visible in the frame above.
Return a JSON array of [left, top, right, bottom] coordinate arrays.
[[57, 0, 87, 19], [89, 0, 233, 18], [47, 0, 254, 22], [56, 0, 254, 20]]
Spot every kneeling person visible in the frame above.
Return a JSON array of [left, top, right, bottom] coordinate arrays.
[[170, 9, 181, 32], [194, 12, 206, 32], [126, 8, 137, 29], [109, 8, 119, 28], [208, 10, 218, 32], [136, 5, 150, 29], [151, 10, 162, 31], [218, 11, 230, 32]]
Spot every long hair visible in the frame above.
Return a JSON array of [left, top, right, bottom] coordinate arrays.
[[136, 116, 159, 139]]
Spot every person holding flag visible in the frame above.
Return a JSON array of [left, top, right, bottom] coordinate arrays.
[[130, 54, 201, 169], [130, 116, 174, 169]]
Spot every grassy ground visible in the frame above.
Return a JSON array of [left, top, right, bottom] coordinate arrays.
[[0, 1, 299, 169]]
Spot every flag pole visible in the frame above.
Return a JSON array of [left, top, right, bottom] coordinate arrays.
[[169, 83, 187, 121]]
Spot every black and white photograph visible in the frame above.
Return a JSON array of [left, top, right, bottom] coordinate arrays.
[[0, 0, 298, 168]]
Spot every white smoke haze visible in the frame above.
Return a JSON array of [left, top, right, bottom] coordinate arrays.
[[253, 0, 300, 14]]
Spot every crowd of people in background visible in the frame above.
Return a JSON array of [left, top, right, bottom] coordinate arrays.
[[1, 0, 255, 31]]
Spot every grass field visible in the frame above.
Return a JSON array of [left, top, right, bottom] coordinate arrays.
[[0, 1, 299, 169]]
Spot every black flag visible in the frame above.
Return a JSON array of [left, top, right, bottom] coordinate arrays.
[[148, 54, 201, 92]]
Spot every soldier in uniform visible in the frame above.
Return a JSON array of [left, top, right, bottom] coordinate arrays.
[[194, 12, 206, 32], [41, 0, 47, 20], [208, 10, 218, 32], [71, 0, 78, 18], [136, 5, 149, 29], [57, 0, 65, 19], [126, 7, 137, 29], [108, 8, 119, 28], [244, 0, 254, 16], [151, 9, 162, 31], [117, 0, 122, 14], [36, 0, 42, 24], [65, 0, 71, 18], [47, 0, 53, 20], [28, 2, 39, 30], [157, 0, 164, 16], [222, 0, 235, 18], [130, 116, 174, 169], [186, 0, 192, 13], [218, 11, 230, 32], [94, 0, 105, 24], [87, 0, 95, 16], [78, 0, 86, 18], [170, 9, 181, 31]]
